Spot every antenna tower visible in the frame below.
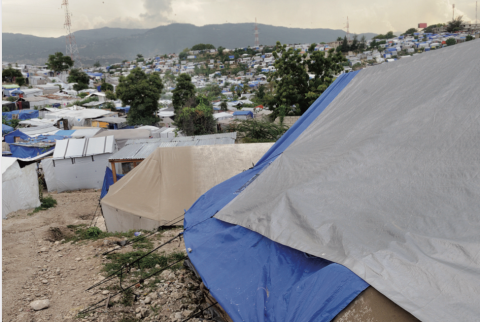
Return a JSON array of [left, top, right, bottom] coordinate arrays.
[[346, 16, 350, 40], [61, 0, 79, 62], [452, 4, 455, 20], [254, 18, 260, 47]]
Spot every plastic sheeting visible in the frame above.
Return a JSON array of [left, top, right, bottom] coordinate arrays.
[[100, 167, 124, 199], [2, 124, 14, 135], [102, 143, 273, 232], [184, 71, 368, 322], [2, 109, 39, 120], [9, 145, 55, 159], [41, 158, 58, 192], [215, 40, 480, 321], [2, 159, 40, 218], [4, 130, 31, 144]]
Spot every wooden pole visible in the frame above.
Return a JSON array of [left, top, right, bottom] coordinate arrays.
[[111, 162, 117, 183]]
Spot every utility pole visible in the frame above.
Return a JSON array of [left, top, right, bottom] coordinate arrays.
[[61, 0, 80, 64], [254, 18, 260, 48]]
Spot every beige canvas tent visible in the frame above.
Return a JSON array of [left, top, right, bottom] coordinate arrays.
[[101, 143, 273, 232]]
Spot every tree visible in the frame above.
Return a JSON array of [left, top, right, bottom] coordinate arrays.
[[341, 35, 350, 53], [256, 84, 266, 100], [359, 35, 367, 51], [172, 74, 196, 113], [268, 41, 346, 116], [446, 38, 457, 46], [93, 61, 101, 68], [137, 54, 143, 59], [174, 100, 216, 136], [447, 16, 463, 32], [466, 35, 474, 41], [2, 67, 22, 82], [233, 119, 289, 143], [191, 44, 216, 51], [68, 68, 90, 91], [116, 68, 164, 126], [46, 52, 74, 74], [350, 34, 359, 52], [220, 100, 228, 111], [16, 77, 26, 87], [402, 28, 418, 35], [336, 37, 343, 41], [105, 90, 117, 101], [100, 80, 114, 92]]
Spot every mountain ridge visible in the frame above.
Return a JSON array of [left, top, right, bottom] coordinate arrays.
[[2, 23, 376, 65]]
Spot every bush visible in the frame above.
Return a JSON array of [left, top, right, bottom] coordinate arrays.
[[233, 119, 289, 142], [174, 102, 216, 136]]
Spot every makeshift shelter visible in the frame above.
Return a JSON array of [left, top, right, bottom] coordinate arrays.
[[2, 124, 14, 135], [43, 107, 116, 129], [91, 117, 128, 129], [93, 129, 151, 149], [2, 109, 39, 121], [233, 110, 253, 120], [2, 157, 40, 218], [182, 40, 480, 322], [4, 129, 31, 144], [101, 143, 273, 232], [42, 136, 116, 192]]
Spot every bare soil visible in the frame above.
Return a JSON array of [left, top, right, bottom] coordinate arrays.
[[2, 189, 201, 322]]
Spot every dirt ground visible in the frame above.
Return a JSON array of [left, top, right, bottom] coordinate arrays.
[[2, 189, 198, 322]]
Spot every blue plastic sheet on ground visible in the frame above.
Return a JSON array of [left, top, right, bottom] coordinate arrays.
[[184, 71, 369, 322], [4, 130, 31, 144], [100, 167, 124, 199]]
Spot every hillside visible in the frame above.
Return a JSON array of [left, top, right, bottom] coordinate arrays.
[[2, 23, 376, 65]]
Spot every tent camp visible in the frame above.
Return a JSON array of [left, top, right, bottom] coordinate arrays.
[[101, 143, 273, 232], [182, 40, 480, 322], [2, 157, 40, 218], [42, 135, 116, 192], [93, 129, 151, 149]]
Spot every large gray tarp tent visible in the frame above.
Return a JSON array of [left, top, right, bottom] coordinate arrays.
[[215, 40, 480, 321]]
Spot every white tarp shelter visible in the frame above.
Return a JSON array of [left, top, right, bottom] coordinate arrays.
[[2, 157, 40, 218], [215, 40, 480, 322], [43, 106, 116, 129], [42, 136, 116, 192], [102, 143, 273, 232]]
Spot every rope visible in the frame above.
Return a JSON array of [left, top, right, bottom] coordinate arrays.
[[86, 233, 182, 291], [88, 201, 100, 228], [181, 301, 219, 322], [79, 256, 187, 315]]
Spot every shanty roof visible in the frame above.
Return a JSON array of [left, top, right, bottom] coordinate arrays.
[[110, 132, 237, 161], [95, 117, 127, 124], [19, 125, 59, 136], [53, 135, 115, 160]]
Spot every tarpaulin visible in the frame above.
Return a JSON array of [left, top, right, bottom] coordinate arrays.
[[4, 130, 31, 144], [2, 124, 14, 135], [100, 166, 124, 199], [2, 109, 39, 120], [9, 144, 54, 159], [184, 71, 367, 322], [215, 40, 480, 321]]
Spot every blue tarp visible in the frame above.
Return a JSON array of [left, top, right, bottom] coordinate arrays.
[[2, 124, 14, 135], [4, 129, 30, 144], [9, 144, 55, 158], [184, 71, 369, 322], [2, 110, 39, 120], [100, 167, 124, 199], [115, 106, 130, 113], [233, 111, 254, 118]]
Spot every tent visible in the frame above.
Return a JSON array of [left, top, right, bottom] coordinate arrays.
[[2, 109, 39, 120], [4, 129, 31, 144], [93, 129, 151, 149], [2, 157, 40, 218], [102, 143, 273, 232], [183, 40, 480, 322], [42, 136, 116, 192], [2, 124, 14, 135]]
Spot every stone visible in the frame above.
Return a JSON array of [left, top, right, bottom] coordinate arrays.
[[75, 258, 81, 261], [102, 290, 109, 295], [144, 296, 152, 304], [182, 310, 193, 318], [30, 299, 50, 311], [42, 280, 48, 284], [148, 292, 158, 300], [174, 312, 182, 320], [39, 247, 48, 253]]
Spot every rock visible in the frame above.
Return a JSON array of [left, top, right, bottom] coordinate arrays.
[[155, 264, 160, 269], [135, 313, 142, 319], [39, 247, 48, 253], [182, 310, 193, 318], [75, 258, 81, 261], [144, 296, 152, 304], [102, 290, 109, 295], [54, 241, 60, 245], [30, 299, 50, 311], [42, 280, 48, 284], [174, 312, 182, 320], [148, 292, 158, 300]]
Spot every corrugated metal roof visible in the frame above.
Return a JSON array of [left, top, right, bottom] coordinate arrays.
[[53, 136, 116, 160], [19, 126, 59, 136], [110, 132, 237, 161]]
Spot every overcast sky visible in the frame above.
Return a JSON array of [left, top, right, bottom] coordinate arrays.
[[2, 0, 478, 37]]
